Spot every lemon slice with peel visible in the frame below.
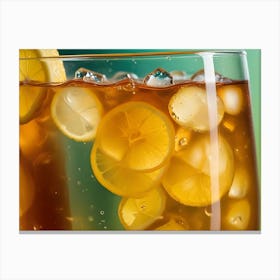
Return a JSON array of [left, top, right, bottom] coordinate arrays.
[[51, 87, 103, 141], [19, 49, 66, 124], [118, 187, 166, 230], [96, 101, 175, 171], [162, 134, 234, 207], [91, 145, 166, 197]]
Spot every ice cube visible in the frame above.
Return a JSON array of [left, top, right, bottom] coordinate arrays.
[[228, 167, 250, 199], [184, 134, 234, 182], [112, 71, 138, 82], [144, 68, 173, 87], [170, 70, 189, 82], [168, 86, 224, 132], [191, 70, 231, 83], [217, 85, 244, 115], [75, 67, 106, 83]]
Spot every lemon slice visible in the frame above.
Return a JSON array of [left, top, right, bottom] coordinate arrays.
[[51, 87, 103, 141], [162, 134, 234, 206], [91, 145, 166, 197], [19, 49, 66, 124], [118, 187, 166, 230], [96, 101, 175, 171]]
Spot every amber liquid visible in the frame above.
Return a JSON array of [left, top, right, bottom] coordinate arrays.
[[19, 79, 260, 231]]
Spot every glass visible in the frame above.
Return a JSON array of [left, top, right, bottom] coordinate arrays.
[[19, 50, 260, 231]]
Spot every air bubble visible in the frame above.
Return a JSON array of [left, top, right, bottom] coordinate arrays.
[[179, 137, 188, 147], [231, 216, 242, 225], [100, 210, 105, 215], [88, 216, 94, 222], [175, 127, 192, 151]]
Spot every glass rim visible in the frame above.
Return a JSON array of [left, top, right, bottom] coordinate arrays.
[[19, 50, 247, 60]]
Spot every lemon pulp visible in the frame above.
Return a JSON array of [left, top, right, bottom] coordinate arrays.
[[118, 187, 166, 230], [162, 134, 234, 207], [91, 101, 175, 197], [51, 87, 103, 141]]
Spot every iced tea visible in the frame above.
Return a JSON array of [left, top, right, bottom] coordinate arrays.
[[19, 50, 260, 231]]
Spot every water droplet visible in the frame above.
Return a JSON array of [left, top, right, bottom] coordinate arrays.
[[179, 137, 188, 147], [204, 207, 212, 217], [231, 216, 242, 225], [33, 225, 42, 230]]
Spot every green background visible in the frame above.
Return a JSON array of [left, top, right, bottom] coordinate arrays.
[[58, 49, 261, 230]]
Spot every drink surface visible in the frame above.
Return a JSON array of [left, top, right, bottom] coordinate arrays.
[[19, 77, 260, 231]]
